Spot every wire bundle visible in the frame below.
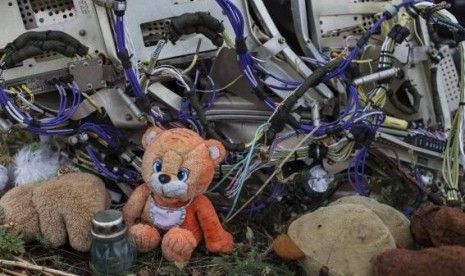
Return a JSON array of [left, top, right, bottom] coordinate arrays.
[[0, 81, 80, 136], [347, 111, 386, 195], [79, 123, 139, 183]]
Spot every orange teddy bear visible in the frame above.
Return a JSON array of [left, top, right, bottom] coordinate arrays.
[[122, 127, 233, 264]]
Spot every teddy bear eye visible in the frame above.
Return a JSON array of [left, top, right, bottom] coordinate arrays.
[[154, 160, 162, 173], [177, 168, 189, 181]]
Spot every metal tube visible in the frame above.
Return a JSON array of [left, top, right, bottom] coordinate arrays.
[[353, 67, 401, 86]]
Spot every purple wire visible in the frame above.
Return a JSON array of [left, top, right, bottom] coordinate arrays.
[[85, 145, 120, 182], [255, 63, 301, 87], [205, 75, 218, 109], [0, 82, 79, 135], [114, 16, 147, 99], [79, 123, 120, 149], [216, 181, 286, 214]]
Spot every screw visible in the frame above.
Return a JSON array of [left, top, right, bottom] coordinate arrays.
[[87, 84, 93, 89], [139, 115, 148, 124], [68, 136, 78, 145], [79, 29, 86, 36], [126, 114, 133, 121], [69, 65, 76, 70], [278, 37, 286, 44], [83, 62, 89, 67]]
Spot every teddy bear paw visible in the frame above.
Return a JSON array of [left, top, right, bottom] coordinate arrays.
[[206, 231, 234, 254], [162, 227, 197, 263], [129, 224, 161, 253]]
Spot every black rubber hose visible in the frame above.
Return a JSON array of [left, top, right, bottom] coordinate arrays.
[[188, 91, 246, 152], [430, 67, 444, 129], [3, 41, 82, 69], [29, 40, 78, 57], [266, 58, 343, 141], [388, 80, 422, 115], [5, 31, 88, 55], [168, 12, 225, 47], [3, 45, 43, 68]]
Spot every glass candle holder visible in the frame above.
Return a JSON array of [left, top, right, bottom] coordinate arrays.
[[90, 209, 136, 275]]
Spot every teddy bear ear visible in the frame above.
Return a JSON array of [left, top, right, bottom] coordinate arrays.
[[142, 127, 164, 149], [205, 139, 226, 165]]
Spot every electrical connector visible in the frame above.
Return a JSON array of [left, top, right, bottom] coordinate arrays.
[[113, 0, 126, 16], [382, 3, 399, 19], [116, 88, 146, 123]]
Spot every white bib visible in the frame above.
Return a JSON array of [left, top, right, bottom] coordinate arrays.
[[149, 198, 191, 230]]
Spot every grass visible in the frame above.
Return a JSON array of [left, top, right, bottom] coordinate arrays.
[[0, 129, 425, 275]]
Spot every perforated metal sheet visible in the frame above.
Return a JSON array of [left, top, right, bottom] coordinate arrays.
[[0, 0, 113, 83], [437, 47, 460, 112], [124, 0, 250, 62], [307, 0, 394, 50], [16, 0, 75, 30]]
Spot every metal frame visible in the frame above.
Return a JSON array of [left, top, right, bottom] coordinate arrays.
[[250, 0, 334, 99], [0, 0, 113, 83]]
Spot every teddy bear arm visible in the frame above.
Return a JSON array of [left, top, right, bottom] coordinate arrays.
[[122, 183, 151, 227], [194, 195, 233, 253]]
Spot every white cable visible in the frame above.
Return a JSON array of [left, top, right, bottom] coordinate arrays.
[[150, 67, 191, 91], [123, 17, 139, 76]]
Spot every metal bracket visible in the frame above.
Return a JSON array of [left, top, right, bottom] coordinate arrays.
[[291, 0, 327, 63], [257, 37, 287, 59], [69, 59, 107, 91], [250, 0, 334, 100]]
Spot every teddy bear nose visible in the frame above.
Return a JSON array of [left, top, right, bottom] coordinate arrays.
[[158, 174, 171, 184]]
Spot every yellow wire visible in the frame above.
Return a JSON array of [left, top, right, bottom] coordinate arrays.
[[81, 92, 103, 114], [87, 132, 109, 147], [351, 59, 373, 64], [357, 22, 367, 33], [20, 85, 34, 104], [197, 75, 243, 93], [182, 54, 198, 74], [245, 133, 263, 148], [222, 31, 235, 48], [76, 151, 96, 166], [8, 87, 18, 95]]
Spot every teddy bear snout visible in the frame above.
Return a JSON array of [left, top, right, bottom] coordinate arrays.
[[158, 174, 171, 184], [150, 173, 188, 199]]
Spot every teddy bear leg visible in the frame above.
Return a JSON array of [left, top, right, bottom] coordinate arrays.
[[129, 224, 161, 253], [161, 227, 198, 263], [36, 207, 67, 248], [64, 213, 94, 252]]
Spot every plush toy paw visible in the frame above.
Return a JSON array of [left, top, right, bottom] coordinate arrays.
[[129, 224, 161, 253], [205, 230, 234, 254], [375, 246, 465, 276], [162, 228, 197, 263]]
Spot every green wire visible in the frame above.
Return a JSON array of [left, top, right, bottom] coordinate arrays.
[[442, 42, 464, 201], [208, 158, 247, 192], [225, 123, 269, 220]]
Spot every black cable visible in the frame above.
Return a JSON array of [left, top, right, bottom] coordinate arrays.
[[266, 58, 343, 142], [430, 67, 444, 129], [167, 12, 225, 47], [2, 31, 89, 69], [388, 80, 422, 115], [188, 91, 246, 152]]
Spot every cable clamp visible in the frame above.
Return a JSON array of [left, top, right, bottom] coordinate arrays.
[[117, 50, 132, 69], [235, 37, 248, 55], [113, 0, 127, 16], [382, 3, 399, 19]]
